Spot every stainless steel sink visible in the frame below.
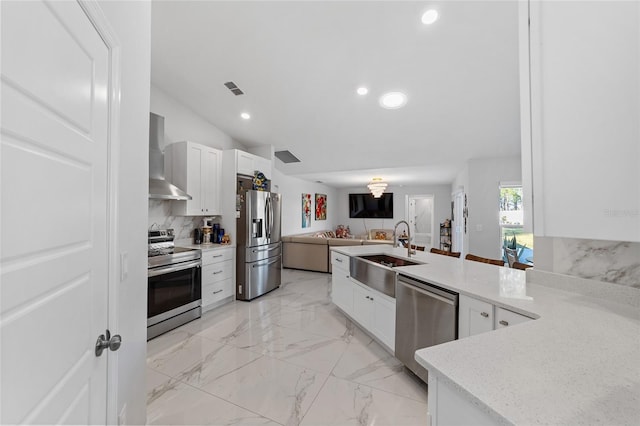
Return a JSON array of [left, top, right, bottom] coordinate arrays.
[[358, 254, 421, 268], [350, 255, 423, 298]]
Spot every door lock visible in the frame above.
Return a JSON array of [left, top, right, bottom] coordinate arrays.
[[95, 329, 122, 357]]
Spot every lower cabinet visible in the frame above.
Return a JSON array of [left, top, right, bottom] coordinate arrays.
[[459, 294, 533, 338], [331, 260, 353, 313], [201, 246, 235, 311], [331, 255, 395, 352]]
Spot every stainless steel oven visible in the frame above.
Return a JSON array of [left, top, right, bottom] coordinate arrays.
[[147, 229, 202, 340]]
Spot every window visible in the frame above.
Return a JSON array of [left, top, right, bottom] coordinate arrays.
[[499, 184, 533, 265]]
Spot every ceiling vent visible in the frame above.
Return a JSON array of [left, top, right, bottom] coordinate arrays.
[[275, 150, 301, 164], [224, 81, 244, 96]]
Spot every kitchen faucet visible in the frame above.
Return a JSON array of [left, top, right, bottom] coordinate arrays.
[[394, 220, 415, 258]]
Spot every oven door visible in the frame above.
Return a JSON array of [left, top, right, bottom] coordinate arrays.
[[147, 260, 201, 326]]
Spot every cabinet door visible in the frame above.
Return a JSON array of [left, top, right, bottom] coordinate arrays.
[[459, 295, 493, 338], [525, 2, 639, 241], [331, 270, 353, 313], [351, 282, 372, 328], [371, 292, 396, 351], [185, 143, 203, 215], [202, 148, 221, 215], [495, 307, 531, 329], [236, 150, 255, 176]]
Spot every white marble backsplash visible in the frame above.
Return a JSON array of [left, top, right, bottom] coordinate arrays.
[[148, 199, 205, 241], [535, 237, 640, 289]]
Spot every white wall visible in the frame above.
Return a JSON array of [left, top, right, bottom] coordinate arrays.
[[334, 184, 452, 240], [98, 1, 150, 424], [271, 168, 338, 236], [467, 156, 521, 259], [151, 84, 245, 151]]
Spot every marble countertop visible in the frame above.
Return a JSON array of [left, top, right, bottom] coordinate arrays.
[[176, 241, 235, 251], [330, 245, 640, 425]]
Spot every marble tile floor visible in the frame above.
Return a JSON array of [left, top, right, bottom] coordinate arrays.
[[147, 269, 428, 426]]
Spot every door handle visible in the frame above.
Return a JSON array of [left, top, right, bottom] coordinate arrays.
[[95, 329, 122, 357]]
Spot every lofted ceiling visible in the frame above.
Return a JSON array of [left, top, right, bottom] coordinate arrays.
[[151, 1, 521, 188]]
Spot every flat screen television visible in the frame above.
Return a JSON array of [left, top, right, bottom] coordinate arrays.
[[349, 193, 393, 218]]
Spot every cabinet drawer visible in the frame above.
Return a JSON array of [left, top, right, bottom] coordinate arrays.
[[202, 260, 233, 285], [459, 295, 494, 338], [331, 252, 350, 270], [201, 248, 234, 266], [202, 278, 233, 306], [495, 307, 532, 329]]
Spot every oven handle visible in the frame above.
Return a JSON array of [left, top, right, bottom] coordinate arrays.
[[148, 260, 202, 277]]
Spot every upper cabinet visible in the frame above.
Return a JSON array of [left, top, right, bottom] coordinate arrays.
[[165, 141, 222, 216], [520, 2, 639, 242], [234, 149, 272, 180]]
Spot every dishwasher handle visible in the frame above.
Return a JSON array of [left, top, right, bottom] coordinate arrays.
[[398, 275, 458, 306]]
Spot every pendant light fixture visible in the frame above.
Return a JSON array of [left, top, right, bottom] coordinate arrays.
[[368, 177, 388, 198]]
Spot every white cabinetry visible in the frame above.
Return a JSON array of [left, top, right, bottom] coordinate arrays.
[[200, 246, 234, 311], [351, 281, 396, 351], [495, 307, 531, 329], [520, 1, 639, 241], [459, 295, 532, 338], [235, 149, 271, 179], [331, 252, 352, 313], [165, 141, 222, 216], [370, 291, 396, 350], [459, 295, 493, 338], [330, 251, 396, 352]]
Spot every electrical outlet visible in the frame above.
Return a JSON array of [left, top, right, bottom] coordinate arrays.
[[476, 224, 483, 232]]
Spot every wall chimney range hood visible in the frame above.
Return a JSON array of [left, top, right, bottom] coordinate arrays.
[[149, 113, 192, 201]]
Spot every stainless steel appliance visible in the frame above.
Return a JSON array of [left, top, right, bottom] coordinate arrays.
[[395, 274, 459, 383], [236, 176, 282, 301], [147, 229, 202, 340], [148, 112, 192, 201]]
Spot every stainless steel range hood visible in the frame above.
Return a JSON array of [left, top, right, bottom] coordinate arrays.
[[149, 113, 192, 201]]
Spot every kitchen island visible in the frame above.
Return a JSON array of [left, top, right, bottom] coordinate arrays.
[[330, 245, 640, 425]]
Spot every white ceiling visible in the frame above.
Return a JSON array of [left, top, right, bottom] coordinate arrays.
[[151, 1, 521, 188]]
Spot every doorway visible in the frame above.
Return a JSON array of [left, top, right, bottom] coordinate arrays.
[[406, 195, 434, 249], [452, 189, 465, 254]]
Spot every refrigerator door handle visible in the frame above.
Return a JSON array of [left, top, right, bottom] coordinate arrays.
[[265, 195, 271, 240], [252, 257, 281, 268], [269, 195, 275, 239]]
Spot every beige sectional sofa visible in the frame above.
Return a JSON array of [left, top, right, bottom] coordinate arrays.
[[282, 230, 393, 273]]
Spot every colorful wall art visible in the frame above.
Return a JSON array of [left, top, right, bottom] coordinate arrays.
[[315, 193, 327, 220], [302, 193, 312, 228]]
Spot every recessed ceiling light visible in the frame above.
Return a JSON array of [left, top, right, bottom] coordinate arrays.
[[240, 112, 251, 120], [379, 92, 407, 109], [421, 9, 439, 25], [357, 87, 369, 96]]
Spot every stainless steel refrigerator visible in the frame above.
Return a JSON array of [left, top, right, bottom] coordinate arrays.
[[236, 176, 282, 301]]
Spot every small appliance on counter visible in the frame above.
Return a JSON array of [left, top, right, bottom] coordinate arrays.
[[193, 228, 203, 244]]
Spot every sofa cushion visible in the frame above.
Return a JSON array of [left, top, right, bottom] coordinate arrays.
[[289, 236, 328, 245], [368, 229, 394, 241]]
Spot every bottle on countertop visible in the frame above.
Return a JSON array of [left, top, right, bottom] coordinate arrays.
[[193, 228, 202, 245]]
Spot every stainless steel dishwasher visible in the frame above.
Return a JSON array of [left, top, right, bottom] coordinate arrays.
[[395, 274, 458, 383]]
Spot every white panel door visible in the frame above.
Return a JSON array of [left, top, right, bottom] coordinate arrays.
[[1, 1, 112, 424], [408, 195, 434, 248]]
